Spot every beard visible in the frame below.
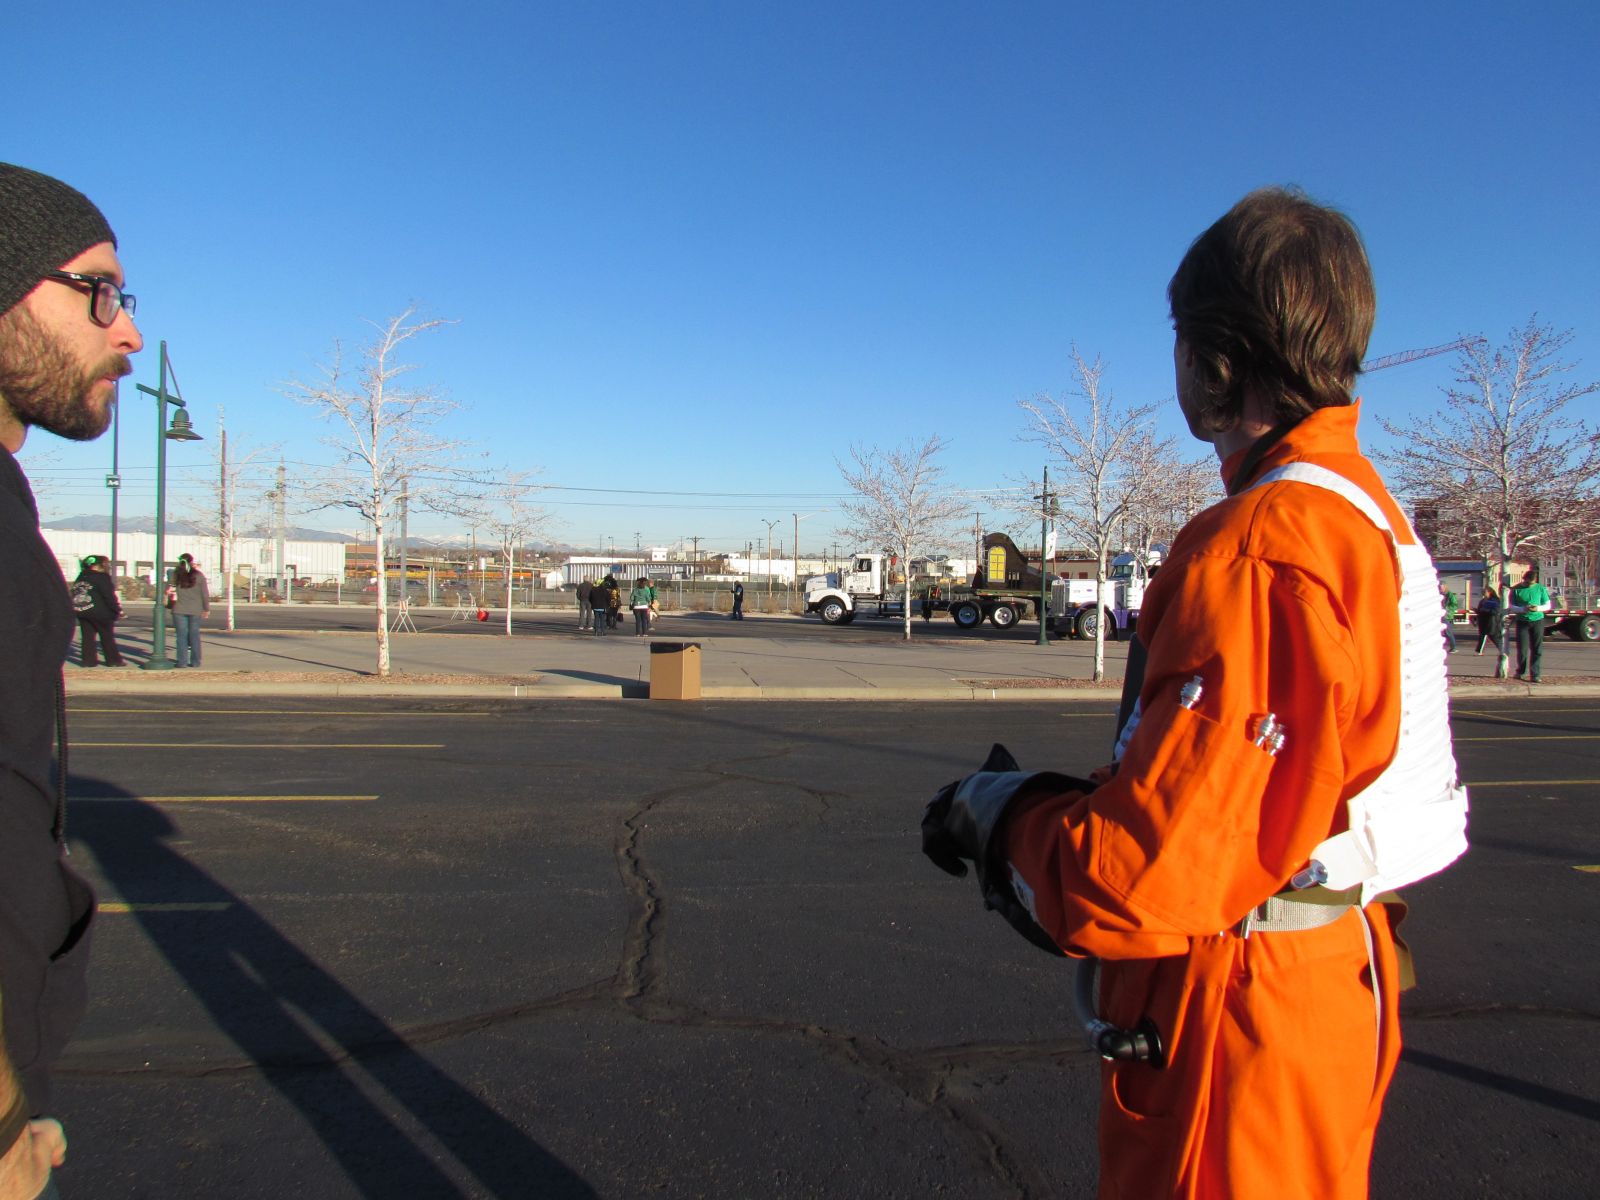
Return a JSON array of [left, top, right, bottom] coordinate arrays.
[[0, 304, 131, 442]]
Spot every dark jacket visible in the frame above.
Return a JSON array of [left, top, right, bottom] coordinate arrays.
[[576, 579, 593, 604], [0, 447, 96, 1114], [74, 568, 121, 621]]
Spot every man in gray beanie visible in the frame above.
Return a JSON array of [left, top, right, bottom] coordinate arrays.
[[0, 162, 142, 1200]]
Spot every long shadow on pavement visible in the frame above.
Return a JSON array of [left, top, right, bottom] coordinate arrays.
[[71, 784, 595, 1199]]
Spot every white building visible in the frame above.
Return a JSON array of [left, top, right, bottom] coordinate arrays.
[[38, 529, 347, 586]]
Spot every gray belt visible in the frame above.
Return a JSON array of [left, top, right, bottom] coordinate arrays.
[[1235, 891, 1357, 937]]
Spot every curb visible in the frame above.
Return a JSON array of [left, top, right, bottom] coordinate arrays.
[[64, 676, 1600, 702]]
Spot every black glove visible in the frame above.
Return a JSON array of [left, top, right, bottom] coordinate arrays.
[[921, 743, 1096, 956]]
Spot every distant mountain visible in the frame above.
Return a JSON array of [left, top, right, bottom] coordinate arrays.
[[41, 514, 356, 543], [40, 515, 578, 552]]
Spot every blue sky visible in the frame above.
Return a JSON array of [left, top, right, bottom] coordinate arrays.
[[12, 1, 1598, 554]]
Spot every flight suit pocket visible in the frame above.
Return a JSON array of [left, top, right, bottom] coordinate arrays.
[[1098, 698, 1276, 932]]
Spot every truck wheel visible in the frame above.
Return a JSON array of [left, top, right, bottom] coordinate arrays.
[[819, 599, 849, 625], [1074, 608, 1099, 640], [1575, 614, 1600, 642], [951, 601, 983, 630], [990, 604, 1019, 629]]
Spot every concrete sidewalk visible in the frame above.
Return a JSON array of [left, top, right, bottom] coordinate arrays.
[[64, 608, 1598, 700]]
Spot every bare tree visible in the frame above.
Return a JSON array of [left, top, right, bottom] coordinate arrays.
[[283, 308, 463, 676], [1118, 436, 1222, 556], [835, 435, 969, 641], [443, 470, 553, 635], [1017, 348, 1170, 680], [1376, 317, 1600, 678]]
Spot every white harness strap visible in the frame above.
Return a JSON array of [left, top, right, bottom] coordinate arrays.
[[1252, 463, 1469, 903]]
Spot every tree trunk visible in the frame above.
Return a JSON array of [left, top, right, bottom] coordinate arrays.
[[504, 545, 514, 636], [374, 510, 391, 677], [1092, 552, 1108, 682], [1494, 545, 1513, 679]]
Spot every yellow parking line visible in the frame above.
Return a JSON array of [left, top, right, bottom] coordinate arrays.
[[73, 795, 378, 804], [1454, 735, 1600, 742], [99, 902, 232, 913], [73, 742, 443, 749], [1465, 780, 1600, 788], [70, 708, 491, 717], [1576, 866, 1600, 874]]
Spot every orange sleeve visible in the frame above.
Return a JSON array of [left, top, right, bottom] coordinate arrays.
[[1002, 549, 1364, 960]]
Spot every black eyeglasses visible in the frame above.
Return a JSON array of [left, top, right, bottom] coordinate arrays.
[[44, 270, 137, 327]]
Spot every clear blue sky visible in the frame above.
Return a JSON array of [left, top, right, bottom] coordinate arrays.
[[13, 1, 1598, 554]]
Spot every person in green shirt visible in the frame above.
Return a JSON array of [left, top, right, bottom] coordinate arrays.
[[1508, 568, 1553, 682], [1440, 582, 1459, 652]]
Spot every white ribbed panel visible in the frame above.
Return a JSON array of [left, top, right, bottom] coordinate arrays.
[[1252, 463, 1469, 901]]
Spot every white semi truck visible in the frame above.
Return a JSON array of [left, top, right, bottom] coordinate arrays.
[[1057, 548, 1162, 640], [802, 534, 1162, 638]]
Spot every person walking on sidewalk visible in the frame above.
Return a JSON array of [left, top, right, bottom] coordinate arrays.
[[71, 554, 125, 666], [0, 160, 143, 1200], [575, 577, 594, 630], [170, 552, 210, 667], [1509, 568, 1552, 682], [630, 577, 654, 636], [1474, 586, 1502, 656]]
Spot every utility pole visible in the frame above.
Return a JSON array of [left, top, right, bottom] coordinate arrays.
[[397, 476, 409, 609]]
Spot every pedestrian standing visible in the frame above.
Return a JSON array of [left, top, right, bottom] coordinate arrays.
[[170, 552, 210, 667], [1474, 586, 1502, 655], [0, 160, 143, 1200], [592, 575, 616, 636], [576, 577, 594, 630], [630, 577, 653, 636], [923, 187, 1466, 1200], [71, 554, 125, 666], [1509, 568, 1552, 682], [730, 579, 744, 620], [604, 573, 623, 629]]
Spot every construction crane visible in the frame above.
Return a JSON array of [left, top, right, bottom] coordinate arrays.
[[1361, 336, 1487, 374]]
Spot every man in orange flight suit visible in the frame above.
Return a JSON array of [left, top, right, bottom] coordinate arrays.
[[924, 188, 1451, 1198]]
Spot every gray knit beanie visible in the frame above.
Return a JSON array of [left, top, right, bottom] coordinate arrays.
[[0, 163, 118, 318]]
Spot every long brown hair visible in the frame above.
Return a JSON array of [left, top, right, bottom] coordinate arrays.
[[1168, 187, 1375, 433]]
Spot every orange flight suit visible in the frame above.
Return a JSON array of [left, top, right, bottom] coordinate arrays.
[[1003, 403, 1411, 1199]]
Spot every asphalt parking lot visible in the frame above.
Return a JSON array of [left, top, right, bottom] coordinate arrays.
[[51, 696, 1600, 1199]]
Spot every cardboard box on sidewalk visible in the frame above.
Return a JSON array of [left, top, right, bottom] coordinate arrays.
[[650, 642, 702, 700]]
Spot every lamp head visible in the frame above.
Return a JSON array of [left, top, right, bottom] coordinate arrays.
[[165, 408, 203, 441]]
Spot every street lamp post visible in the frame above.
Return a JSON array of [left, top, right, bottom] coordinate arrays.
[[793, 510, 825, 598], [1036, 465, 1053, 647], [107, 384, 122, 575], [136, 341, 203, 670], [761, 519, 780, 609]]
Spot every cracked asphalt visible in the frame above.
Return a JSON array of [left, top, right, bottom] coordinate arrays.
[[51, 696, 1599, 1198]]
